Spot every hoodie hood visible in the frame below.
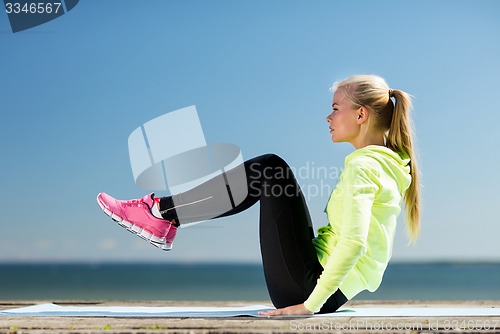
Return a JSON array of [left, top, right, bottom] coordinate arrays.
[[345, 145, 412, 193]]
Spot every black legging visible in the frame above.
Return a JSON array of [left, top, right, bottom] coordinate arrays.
[[160, 154, 347, 313]]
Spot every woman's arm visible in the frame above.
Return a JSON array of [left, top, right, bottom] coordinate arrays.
[[304, 161, 379, 313], [258, 303, 312, 316]]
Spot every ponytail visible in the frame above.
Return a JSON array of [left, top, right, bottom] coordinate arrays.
[[386, 89, 421, 244], [334, 75, 421, 244]]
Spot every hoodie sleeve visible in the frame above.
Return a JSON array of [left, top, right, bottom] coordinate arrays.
[[304, 159, 379, 313]]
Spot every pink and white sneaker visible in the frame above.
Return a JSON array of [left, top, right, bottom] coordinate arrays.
[[96, 192, 177, 251]]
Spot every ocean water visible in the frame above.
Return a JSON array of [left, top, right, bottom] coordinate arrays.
[[0, 262, 499, 301]]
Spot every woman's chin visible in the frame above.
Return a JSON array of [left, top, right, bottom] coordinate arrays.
[[330, 136, 346, 144]]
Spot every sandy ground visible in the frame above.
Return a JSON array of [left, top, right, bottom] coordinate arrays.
[[1, 299, 500, 334]]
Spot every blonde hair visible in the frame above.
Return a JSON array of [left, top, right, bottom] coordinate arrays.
[[333, 74, 421, 244]]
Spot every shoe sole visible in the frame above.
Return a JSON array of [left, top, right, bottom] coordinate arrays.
[[96, 195, 173, 251]]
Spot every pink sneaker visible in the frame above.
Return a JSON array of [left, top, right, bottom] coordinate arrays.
[[96, 192, 177, 251]]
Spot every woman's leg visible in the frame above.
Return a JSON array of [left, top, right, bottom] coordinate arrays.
[[249, 154, 347, 313], [159, 154, 347, 312], [159, 155, 264, 224]]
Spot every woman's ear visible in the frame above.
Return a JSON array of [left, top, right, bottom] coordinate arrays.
[[356, 106, 369, 124]]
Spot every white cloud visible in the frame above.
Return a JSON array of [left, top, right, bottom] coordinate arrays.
[[98, 238, 117, 250], [35, 239, 53, 251]]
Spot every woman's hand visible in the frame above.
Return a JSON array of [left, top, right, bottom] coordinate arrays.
[[259, 303, 313, 317]]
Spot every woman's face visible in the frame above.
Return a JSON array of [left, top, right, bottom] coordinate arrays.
[[326, 89, 361, 144]]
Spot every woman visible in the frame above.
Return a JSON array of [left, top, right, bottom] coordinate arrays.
[[97, 74, 420, 315]]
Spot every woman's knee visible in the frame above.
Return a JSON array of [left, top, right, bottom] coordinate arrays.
[[259, 153, 290, 169]]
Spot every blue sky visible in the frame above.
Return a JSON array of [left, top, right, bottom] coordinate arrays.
[[1, 0, 499, 263]]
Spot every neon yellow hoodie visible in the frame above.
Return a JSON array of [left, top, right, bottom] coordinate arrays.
[[304, 145, 411, 313]]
